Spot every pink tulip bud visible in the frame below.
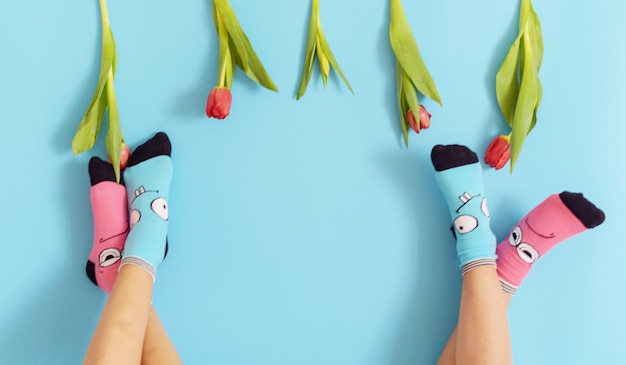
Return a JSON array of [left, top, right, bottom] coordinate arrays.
[[407, 105, 432, 134], [206, 87, 232, 119], [108, 142, 130, 170], [418, 105, 431, 130], [484, 135, 511, 170]]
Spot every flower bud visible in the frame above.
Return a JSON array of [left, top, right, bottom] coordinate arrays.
[[484, 135, 511, 170], [206, 87, 232, 119], [108, 142, 130, 170], [407, 105, 431, 133]]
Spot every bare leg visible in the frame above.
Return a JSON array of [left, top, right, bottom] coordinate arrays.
[[453, 266, 511, 365], [438, 191, 605, 364], [429, 144, 511, 364], [437, 291, 512, 365], [141, 307, 183, 365], [84, 265, 154, 365]]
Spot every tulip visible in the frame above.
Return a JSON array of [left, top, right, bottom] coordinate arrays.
[[108, 142, 130, 170], [484, 134, 511, 170], [296, 0, 353, 99], [206, 87, 232, 119], [407, 105, 431, 133]]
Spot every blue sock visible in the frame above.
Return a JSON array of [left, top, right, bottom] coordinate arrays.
[[121, 132, 173, 280], [431, 144, 496, 274]]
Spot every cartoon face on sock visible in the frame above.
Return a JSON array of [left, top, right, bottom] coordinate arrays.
[[96, 227, 128, 271], [129, 185, 169, 230], [452, 192, 490, 235], [507, 213, 560, 264]]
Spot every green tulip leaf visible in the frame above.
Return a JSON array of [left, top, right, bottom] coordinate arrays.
[[510, 29, 540, 172], [72, 0, 124, 182], [214, 5, 234, 89], [296, 0, 353, 99], [296, 0, 320, 99], [317, 27, 353, 94], [317, 36, 330, 87], [213, 0, 278, 92], [396, 61, 409, 147], [402, 69, 420, 134], [389, 0, 442, 106], [494, 0, 543, 173], [104, 70, 123, 182], [495, 34, 521, 128]]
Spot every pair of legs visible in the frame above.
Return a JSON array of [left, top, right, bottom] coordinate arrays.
[[83, 133, 182, 365], [430, 145, 605, 365]]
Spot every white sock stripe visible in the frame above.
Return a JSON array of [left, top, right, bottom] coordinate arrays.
[[461, 258, 497, 276], [499, 280, 518, 295], [120, 256, 156, 281]]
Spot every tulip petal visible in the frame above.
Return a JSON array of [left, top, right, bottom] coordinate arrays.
[[389, 0, 442, 106]]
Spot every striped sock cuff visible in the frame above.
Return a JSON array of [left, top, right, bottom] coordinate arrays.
[[461, 258, 497, 276], [499, 279, 518, 295], [120, 256, 156, 281]]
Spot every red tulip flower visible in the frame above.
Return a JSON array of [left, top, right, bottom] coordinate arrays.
[[108, 142, 130, 170], [407, 105, 431, 133], [206, 87, 232, 119], [484, 134, 511, 170]]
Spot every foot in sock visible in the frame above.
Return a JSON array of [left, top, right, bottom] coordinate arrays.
[[86, 157, 129, 293], [121, 132, 173, 280], [431, 144, 497, 274], [497, 192, 605, 294]]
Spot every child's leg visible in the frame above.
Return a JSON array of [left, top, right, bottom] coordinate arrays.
[[84, 133, 176, 364], [121, 132, 173, 280], [84, 264, 155, 364], [431, 144, 511, 365], [437, 192, 605, 364], [141, 307, 183, 365], [496, 192, 605, 293], [86, 157, 128, 293]]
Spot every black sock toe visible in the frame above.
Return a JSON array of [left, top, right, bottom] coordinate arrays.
[[128, 132, 172, 167], [89, 157, 119, 186], [559, 191, 606, 229], [85, 260, 98, 286], [431, 144, 479, 171]]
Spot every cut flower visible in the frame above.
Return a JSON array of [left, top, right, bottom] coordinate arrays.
[[407, 105, 431, 134], [493, 0, 543, 173], [484, 134, 511, 170], [296, 0, 353, 99], [71, 0, 124, 182], [206, 87, 232, 119], [209, 0, 278, 119], [390, 0, 442, 147]]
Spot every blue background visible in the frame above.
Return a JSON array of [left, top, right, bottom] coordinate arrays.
[[1, 0, 624, 364]]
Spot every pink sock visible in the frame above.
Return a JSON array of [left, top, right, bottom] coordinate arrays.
[[85, 157, 129, 293], [496, 192, 605, 294]]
